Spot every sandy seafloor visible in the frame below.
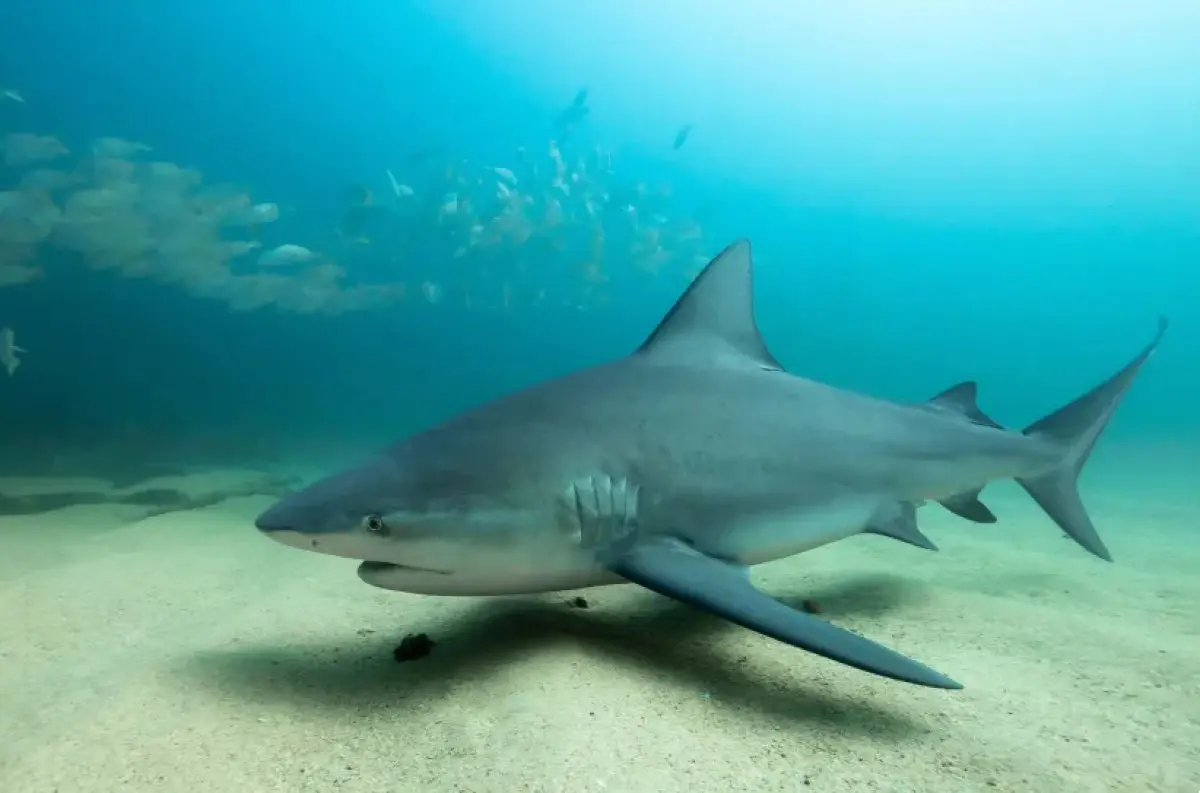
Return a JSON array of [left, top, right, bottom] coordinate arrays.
[[1, 442, 1197, 793]]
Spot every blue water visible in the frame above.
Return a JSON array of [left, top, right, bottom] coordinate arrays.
[[3, 6, 1200, 790], [0, 0, 1195, 468]]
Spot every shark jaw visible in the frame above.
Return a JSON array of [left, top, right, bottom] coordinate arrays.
[[259, 529, 453, 576], [261, 526, 615, 596]]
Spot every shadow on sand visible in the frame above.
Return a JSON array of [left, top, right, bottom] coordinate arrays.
[[178, 572, 938, 739]]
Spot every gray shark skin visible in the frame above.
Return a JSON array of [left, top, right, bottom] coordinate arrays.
[[256, 239, 1166, 690]]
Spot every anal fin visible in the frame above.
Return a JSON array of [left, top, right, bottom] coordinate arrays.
[[864, 502, 938, 551], [606, 536, 961, 689]]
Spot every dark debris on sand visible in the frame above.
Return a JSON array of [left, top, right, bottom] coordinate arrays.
[[393, 633, 435, 662]]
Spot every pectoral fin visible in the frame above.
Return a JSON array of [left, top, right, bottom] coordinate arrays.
[[606, 536, 962, 689]]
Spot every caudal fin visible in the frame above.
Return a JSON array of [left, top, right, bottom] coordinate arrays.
[[1016, 317, 1168, 561]]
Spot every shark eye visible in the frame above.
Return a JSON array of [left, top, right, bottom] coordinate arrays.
[[363, 514, 387, 534]]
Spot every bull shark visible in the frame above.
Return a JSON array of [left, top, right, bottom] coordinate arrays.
[[255, 239, 1166, 690]]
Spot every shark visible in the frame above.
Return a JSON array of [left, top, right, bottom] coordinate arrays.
[[255, 239, 1166, 690]]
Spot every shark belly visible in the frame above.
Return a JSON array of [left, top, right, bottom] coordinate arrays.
[[358, 497, 884, 595], [698, 497, 883, 566]]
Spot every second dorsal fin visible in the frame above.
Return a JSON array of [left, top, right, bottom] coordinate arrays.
[[927, 381, 1003, 429]]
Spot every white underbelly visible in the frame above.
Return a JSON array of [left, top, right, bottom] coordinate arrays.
[[358, 561, 623, 596], [716, 498, 880, 566], [359, 498, 881, 596]]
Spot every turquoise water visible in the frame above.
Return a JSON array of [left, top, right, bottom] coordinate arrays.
[[0, 5, 1198, 790], [1, 1, 1194, 472]]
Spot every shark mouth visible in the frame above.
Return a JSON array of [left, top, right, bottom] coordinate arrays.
[[359, 560, 453, 576]]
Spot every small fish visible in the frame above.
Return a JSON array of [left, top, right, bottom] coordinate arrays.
[[420, 281, 442, 304], [257, 244, 317, 268], [554, 86, 591, 138], [672, 124, 694, 151], [223, 241, 261, 258], [2, 89, 24, 104], [386, 169, 413, 198], [239, 202, 281, 241], [490, 166, 517, 185], [0, 327, 27, 376], [92, 137, 150, 159], [250, 202, 280, 221]]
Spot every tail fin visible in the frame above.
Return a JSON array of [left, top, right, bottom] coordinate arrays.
[[1017, 317, 1168, 561]]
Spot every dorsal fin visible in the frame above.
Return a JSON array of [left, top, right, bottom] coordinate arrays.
[[927, 381, 1004, 429], [636, 239, 781, 370]]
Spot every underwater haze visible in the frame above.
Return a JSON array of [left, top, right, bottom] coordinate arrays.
[[1, 0, 1195, 458], [1, 2, 1198, 792]]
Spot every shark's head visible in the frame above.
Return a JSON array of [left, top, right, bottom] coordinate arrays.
[[253, 430, 582, 594]]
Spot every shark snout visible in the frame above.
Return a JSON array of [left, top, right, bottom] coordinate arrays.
[[254, 502, 295, 533], [254, 495, 351, 538], [255, 462, 388, 534], [254, 501, 325, 553], [255, 509, 383, 562], [254, 482, 402, 563]]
